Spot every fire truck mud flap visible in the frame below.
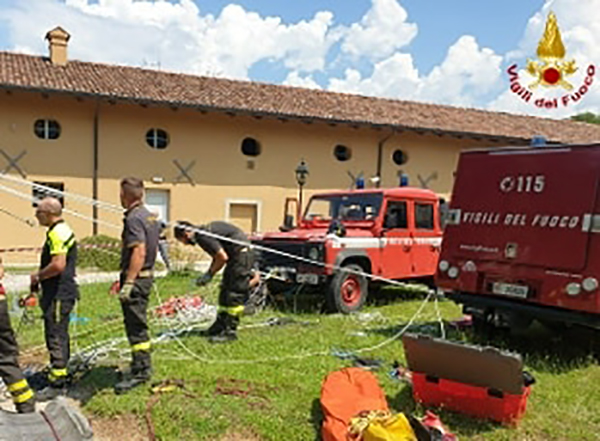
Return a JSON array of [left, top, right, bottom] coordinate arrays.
[[448, 291, 600, 330]]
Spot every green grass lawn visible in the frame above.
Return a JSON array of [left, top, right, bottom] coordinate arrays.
[[10, 274, 600, 440]]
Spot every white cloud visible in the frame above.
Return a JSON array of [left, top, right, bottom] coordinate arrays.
[[328, 36, 502, 108], [0, 0, 340, 79], [329, 0, 599, 115], [340, 0, 417, 60], [0, 0, 599, 118], [328, 53, 420, 99], [282, 72, 322, 90], [417, 36, 503, 106], [489, 0, 600, 118]]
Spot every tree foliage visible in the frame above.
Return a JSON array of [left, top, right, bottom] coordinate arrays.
[[570, 112, 600, 124]]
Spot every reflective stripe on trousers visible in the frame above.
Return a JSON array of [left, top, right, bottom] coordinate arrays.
[[48, 367, 68, 383], [7, 379, 34, 404], [131, 341, 151, 352], [218, 305, 245, 317]]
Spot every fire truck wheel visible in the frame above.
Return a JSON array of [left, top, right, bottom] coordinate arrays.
[[328, 263, 368, 314]]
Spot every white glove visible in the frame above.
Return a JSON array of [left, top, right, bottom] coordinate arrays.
[[119, 281, 134, 302]]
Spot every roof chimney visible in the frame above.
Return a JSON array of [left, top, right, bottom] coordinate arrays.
[[45, 26, 70, 66]]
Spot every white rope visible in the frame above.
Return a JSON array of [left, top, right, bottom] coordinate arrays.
[[173, 222, 425, 291], [0, 182, 121, 230], [433, 290, 446, 339], [149, 282, 433, 365], [0, 181, 441, 366], [0, 173, 123, 213], [0, 180, 429, 293], [0, 207, 35, 227], [0, 173, 429, 296]]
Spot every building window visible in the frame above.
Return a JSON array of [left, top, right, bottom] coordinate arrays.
[[392, 149, 408, 165], [34, 119, 61, 140], [415, 203, 434, 230], [334, 144, 352, 161], [146, 128, 169, 149], [241, 137, 261, 157], [32, 181, 64, 207]]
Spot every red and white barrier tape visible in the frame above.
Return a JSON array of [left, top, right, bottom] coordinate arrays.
[[0, 239, 176, 254], [0, 242, 121, 253]]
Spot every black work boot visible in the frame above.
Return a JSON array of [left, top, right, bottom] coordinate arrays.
[[201, 311, 227, 337], [115, 352, 152, 395], [208, 313, 239, 344], [15, 398, 36, 414], [36, 381, 68, 401], [36, 375, 69, 402], [114, 368, 152, 395]]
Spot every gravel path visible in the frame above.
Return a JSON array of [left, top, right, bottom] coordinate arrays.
[[2, 270, 171, 293]]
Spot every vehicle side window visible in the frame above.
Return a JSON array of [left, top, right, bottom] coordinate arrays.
[[415, 203, 434, 230], [384, 201, 408, 229]]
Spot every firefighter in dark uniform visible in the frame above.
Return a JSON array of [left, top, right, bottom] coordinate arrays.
[[158, 220, 171, 272], [115, 177, 160, 394], [0, 256, 36, 413], [174, 220, 254, 343], [30, 197, 78, 399]]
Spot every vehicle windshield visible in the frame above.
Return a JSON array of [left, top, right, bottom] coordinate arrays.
[[304, 193, 383, 222]]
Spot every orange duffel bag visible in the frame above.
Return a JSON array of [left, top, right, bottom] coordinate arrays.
[[320, 367, 389, 441]]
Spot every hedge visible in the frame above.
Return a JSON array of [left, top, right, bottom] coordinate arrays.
[[77, 234, 121, 272]]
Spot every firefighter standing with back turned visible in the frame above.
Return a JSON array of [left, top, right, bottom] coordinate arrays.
[[174, 220, 254, 343], [30, 196, 79, 400], [0, 256, 36, 413], [114, 177, 160, 394]]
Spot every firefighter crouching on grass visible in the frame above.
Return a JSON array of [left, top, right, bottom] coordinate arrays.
[[0, 256, 36, 413], [174, 220, 254, 343], [29, 197, 79, 400], [114, 177, 160, 394]]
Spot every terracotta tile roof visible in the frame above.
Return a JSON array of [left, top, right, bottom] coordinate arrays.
[[1, 51, 600, 144]]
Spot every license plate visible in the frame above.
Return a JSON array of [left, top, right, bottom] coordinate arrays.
[[492, 282, 529, 299], [296, 273, 319, 284]]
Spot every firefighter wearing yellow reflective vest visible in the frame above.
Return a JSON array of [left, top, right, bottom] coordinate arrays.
[[0, 256, 36, 413], [30, 197, 78, 400], [174, 220, 254, 343], [115, 177, 160, 394]]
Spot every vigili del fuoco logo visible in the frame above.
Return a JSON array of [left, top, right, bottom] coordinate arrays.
[[507, 11, 595, 109]]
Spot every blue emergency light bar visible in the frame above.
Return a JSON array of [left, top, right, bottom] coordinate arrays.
[[399, 173, 409, 187], [531, 135, 547, 147]]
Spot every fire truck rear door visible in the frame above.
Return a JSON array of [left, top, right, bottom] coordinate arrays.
[[445, 145, 599, 271]]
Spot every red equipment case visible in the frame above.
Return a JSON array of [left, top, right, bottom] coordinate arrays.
[[402, 333, 533, 425]]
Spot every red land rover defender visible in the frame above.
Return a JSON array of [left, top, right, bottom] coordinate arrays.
[[436, 143, 600, 330], [251, 187, 443, 313]]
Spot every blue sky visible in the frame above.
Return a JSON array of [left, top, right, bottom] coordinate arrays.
[[192, 0, 545, 74], [0, 0, 543, 78], [0, 0, 597, 117]]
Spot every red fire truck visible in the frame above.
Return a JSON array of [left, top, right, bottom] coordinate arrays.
[[436, 143, 600, 330], [251, 187, 443, 313]]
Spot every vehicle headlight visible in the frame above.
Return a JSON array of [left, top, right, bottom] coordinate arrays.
[[308, 246, 321, 262], [438, 260, 450, 272], [448, 267, 459, 279], [566, 283, 581, 296], [582, 277, 599, 292]]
